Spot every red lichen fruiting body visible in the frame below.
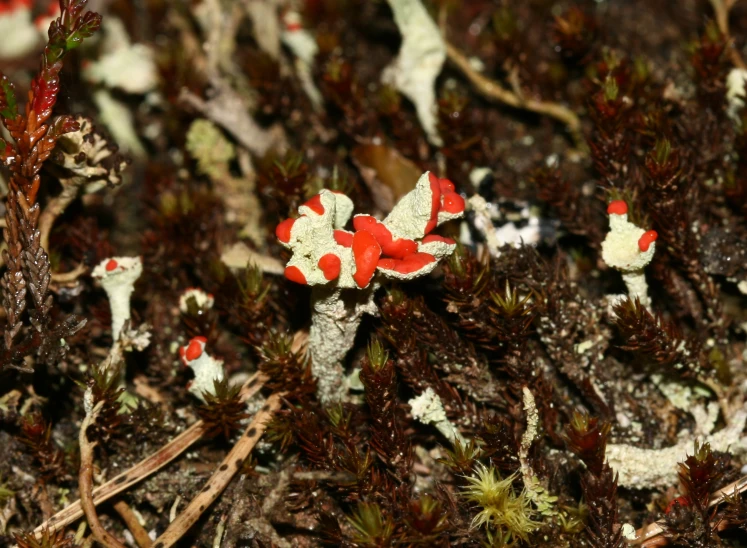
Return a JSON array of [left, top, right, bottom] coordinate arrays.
[[607, 200, 628, 215], [179, 346, 187, 365], [284, 265, 307, 285], [425, 173, 442, 234], [352, 230, 382, 288], [665, 496, 690, 514], [638, 230, 658, 252], [318, 253, 342, 280], [378, 252, 435, 275], [353, 215, 417, 259], [334, 229, 354, 247], [0, 0, 31, 14], [441, 192, 465, 214], [105, 259, 118, 271], [185, 338, 205, 361], [275, 218, 296, 243], [382, 238, 418, 259], [422, 234, 455, 245], [353, 215, 392, 245], [438, 178, 455, 193], [352, 215, 376, 231], [302, 194, 325, 215]]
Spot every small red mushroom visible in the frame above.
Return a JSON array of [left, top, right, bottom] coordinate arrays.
[[318, 253, 342, 280], [638, 230, 658, 252], [352, 230, 382, 288], [105, 259, 118, 271], [284, 265, 307, 285], [607, 200, 628, 215], [275, 218, 296, 243]]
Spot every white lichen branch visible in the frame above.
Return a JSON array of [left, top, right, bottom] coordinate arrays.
[[519, 387, 557, 517], [408, 387, 464, 444], [607, 402, 747, 490]]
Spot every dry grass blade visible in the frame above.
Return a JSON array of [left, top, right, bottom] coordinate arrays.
[[151, 392, 284, 548], [444, 41, 586, 152], [28, 372, 267, 542], [79, 400, 126, 548], [708, 0, 746, 69]]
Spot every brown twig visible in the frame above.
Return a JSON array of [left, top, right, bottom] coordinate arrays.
[[709, 0, 747, 69], [50, 262, 87, 284], [444, 41, 586, 152], [112, 500, 152, 548], [29, 372, 267, 542], [151, 391, 284, 548], [78, 400, 127, 548], [179, 84, 286, 158], [38, 183, 79, 254]]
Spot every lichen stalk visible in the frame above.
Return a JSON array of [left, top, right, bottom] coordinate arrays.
[[601, 201, 657, 309], [309, 286, 378, 404], [92, 256, 142, 342]]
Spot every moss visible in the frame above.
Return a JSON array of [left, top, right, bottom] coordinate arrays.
[[461, 463, 540, 543]]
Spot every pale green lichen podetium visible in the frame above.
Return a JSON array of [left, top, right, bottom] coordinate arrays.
[[186, 118, 235, 181]]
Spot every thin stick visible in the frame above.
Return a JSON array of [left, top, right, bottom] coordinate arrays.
[[112, 500, 152, 548], [38, 183, 80, 253], [151, 392, 283, 548], [709, 0, 746, 70], [30, 372, 267, 540], [79, 401, 127, 548], [445, 41, 586, 152], [50, 262, 87, 284]]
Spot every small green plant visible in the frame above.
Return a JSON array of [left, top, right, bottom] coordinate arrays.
[[461, 462, 540, 544], [0, 477, 14, 506], [557, 501, 588, 534], [439, 438, 482, 476], [347, 502, 394, 546], [365, 338, 389, 372]]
